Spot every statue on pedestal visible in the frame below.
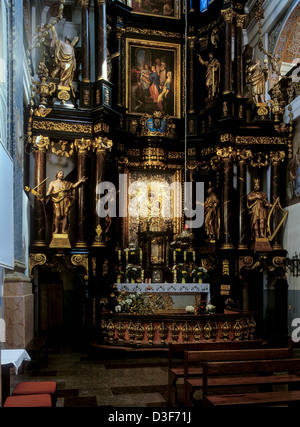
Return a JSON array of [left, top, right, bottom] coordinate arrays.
[[204, 183, 220, 243], [50, 26, 79, 98], [197, 53, 220, 98], [46, 171, 87, 246], [248, 58, 269, 104]]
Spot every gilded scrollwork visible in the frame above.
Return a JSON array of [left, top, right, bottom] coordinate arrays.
[[71, 254, 89, 280], [29, 253, 47, 278]]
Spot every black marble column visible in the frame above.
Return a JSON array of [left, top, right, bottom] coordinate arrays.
[[188, 36, 196, 113], [220, 150, 234, 249], [221, 8, 233, 95], [237, 151, 250, 249], [33, 136, 49, 247], [235, 14, 246, 98], [80, 0, 90, 83], [74, 139, 91, 248], [95, 0, 107, 81]]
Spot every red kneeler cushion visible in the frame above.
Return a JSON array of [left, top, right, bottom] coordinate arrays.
[[4, 394, 52, 407], [12, 381, 57, 396]]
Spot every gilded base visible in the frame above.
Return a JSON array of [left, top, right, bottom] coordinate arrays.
[[252, 237, 272, 252], [49, 233, 71, 248]]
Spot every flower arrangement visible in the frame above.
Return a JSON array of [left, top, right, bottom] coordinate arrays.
[[192, 266, 208, 283], [125, 264, 143, 282], [115, 291, 154, 314], [205, 304, 216, 314]]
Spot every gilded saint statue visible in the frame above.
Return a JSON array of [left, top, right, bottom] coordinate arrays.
[[204, 183, 220, 243], [46, 170, 87, 235], [247, 179, 272, 241], [197, 53, 220, 98], [50, 26, 79, 97], [248, 58, 269, 104]]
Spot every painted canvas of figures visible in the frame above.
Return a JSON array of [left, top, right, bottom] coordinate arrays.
[[286, 142, 300, 206], [128, 0, 180, 18], [126, 40, 181, 118]]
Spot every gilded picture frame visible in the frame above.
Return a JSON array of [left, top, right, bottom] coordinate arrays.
[[126, 38, 181, 118], [127, 0, 180, 19]]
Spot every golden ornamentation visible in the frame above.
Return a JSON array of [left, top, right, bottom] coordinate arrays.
[[169, 322, 180, 342], [107, 320, 115, 343], [92, 137, 113, 153], [49, 233, 71, 249], [71, 254, 89, 280], [257, 103, 269, 118], [146, 321, 155, 344], [74, 138, 92, 154], [237, 149, 253, 162], [168, 151, 184, 159], [211, 322, 218, 340], [233, 320, 243, 340], [128, 321, 135, 343], [33, 135, 50, 151], [269, 151, 285, 164], [158, 321, 168, 344], [139, 110, 176, 139], [135, 321, 145, 344], [203, 322, 212, 340], [142, 147, 167, 169], [221, 321, 230, 340], [100, 318, 108, 341], [193, 322, 201, 342], [116, 321, 126, 342], [235, 136, 287, 145], [34, 106, 52, 117], [33, 120, 92, 134], [182, 322, 191, 342], [33, 62, 56, 105], [220, 133, 235, 143], [243, 318, 250, 340], [221, 7, 234, 22], [250, 152, 269, 168], [57, 88, 71, 103], [249, 317, 256, 340], [222, 259, 230, 276], [126, 27, 181, 39], [216, 146, 236, 160], [29, 253, 47, 278], [51, 140, 74, 157], [94, 122, 110, 134], [94, 224, 103, 243]]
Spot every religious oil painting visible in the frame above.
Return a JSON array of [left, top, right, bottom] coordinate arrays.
[[286, 140, 300, 206], [127, 0, 180, 19], [126, 39, 181, 118]]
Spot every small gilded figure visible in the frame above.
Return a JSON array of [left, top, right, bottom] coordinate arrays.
[[248, 58, 269, 104], [46, 170, 87, 234], [247, 179, 272, 240], [204, 183, 220, 243], [50, 26, 79, 97], [197, 52, 220, 98]]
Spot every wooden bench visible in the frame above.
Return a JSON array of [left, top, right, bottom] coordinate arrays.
[[25, 336, 48, 371], [167, 339, 263, 406], [184, 345, 293, 407], [202, 359, 300, 407]]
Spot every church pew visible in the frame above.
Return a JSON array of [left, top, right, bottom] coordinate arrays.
[[184, 345, 293, 406], [167, 339, 263, 406], [202, 359, 300, 407]]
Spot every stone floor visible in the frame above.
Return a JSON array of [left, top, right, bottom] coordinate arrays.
[[9, 343, 173, 408]]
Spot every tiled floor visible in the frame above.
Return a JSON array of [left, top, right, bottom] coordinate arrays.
[[9, 343, 172, 408]]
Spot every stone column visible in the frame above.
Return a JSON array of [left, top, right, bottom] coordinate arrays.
[[32, 136, 49, 247], [80, 0, 91, 83], [74, 139, 91, 248], [92, 137, 113, 247], [218, 147, 235, 249], [235, 14, 246, 97], [237, 150, 252, 249], [95, 0, 107, 81], [221, 8, 233, 95], [3, 261, 34, 349], [270, 151, 285, 249]]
